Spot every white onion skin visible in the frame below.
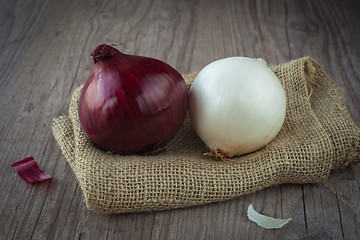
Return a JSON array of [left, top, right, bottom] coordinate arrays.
[[189, 57, 286, 158]]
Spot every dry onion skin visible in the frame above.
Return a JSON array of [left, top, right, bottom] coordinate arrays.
[[11, 156, 52, 183], [189, 57, 286, 160], [247, 204, 292, 229]]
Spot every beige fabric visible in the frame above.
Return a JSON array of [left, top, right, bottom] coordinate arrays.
[[52, 57, 360, 214]]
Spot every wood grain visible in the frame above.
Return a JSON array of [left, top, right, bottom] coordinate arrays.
[[1, 0, 359, 239]]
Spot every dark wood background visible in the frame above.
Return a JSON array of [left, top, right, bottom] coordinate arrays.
[[1, 0, 359, 239]]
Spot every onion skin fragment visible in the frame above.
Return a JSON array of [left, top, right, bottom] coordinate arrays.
[[11, 156, 52, 183], [247, 204, 292, 229]]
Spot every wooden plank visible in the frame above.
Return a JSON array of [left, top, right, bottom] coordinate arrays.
[[0, 0, 359, 239]]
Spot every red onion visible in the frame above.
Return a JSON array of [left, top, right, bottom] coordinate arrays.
[[78, 44, 188, 155]]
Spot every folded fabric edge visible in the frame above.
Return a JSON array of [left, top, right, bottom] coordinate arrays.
[[52, 116, 76, 166], [303, 57, 360, 168]]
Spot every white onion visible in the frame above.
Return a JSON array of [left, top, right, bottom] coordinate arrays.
[[189, 57, 286, 159]]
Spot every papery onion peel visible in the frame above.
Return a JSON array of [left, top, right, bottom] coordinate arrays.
[[247, 204, 292, 229], [11, 156, 52, 183]]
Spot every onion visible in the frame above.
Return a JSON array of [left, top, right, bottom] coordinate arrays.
[[189, 57, 286, 159], [78, 44, 188, 155]]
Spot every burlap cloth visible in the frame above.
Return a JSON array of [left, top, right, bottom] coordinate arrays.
[[52, 57, 360, 214]]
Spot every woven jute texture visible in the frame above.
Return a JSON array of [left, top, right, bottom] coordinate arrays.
[[52, 57, 360, 214]]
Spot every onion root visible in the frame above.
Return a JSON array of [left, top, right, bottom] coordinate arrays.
[[204, 149, 232, 162]]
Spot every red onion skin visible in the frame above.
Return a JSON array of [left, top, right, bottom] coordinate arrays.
[[78, 44, 188, 155], [11, 156, 52, 183]]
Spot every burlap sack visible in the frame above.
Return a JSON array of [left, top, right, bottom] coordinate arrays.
[[52, 57, 360, 214]]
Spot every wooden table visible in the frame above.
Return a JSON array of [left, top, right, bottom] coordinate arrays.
[[1, 0, 359, 239]]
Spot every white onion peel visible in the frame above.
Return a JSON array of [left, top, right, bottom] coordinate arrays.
[[247, 204, 292, 229]]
